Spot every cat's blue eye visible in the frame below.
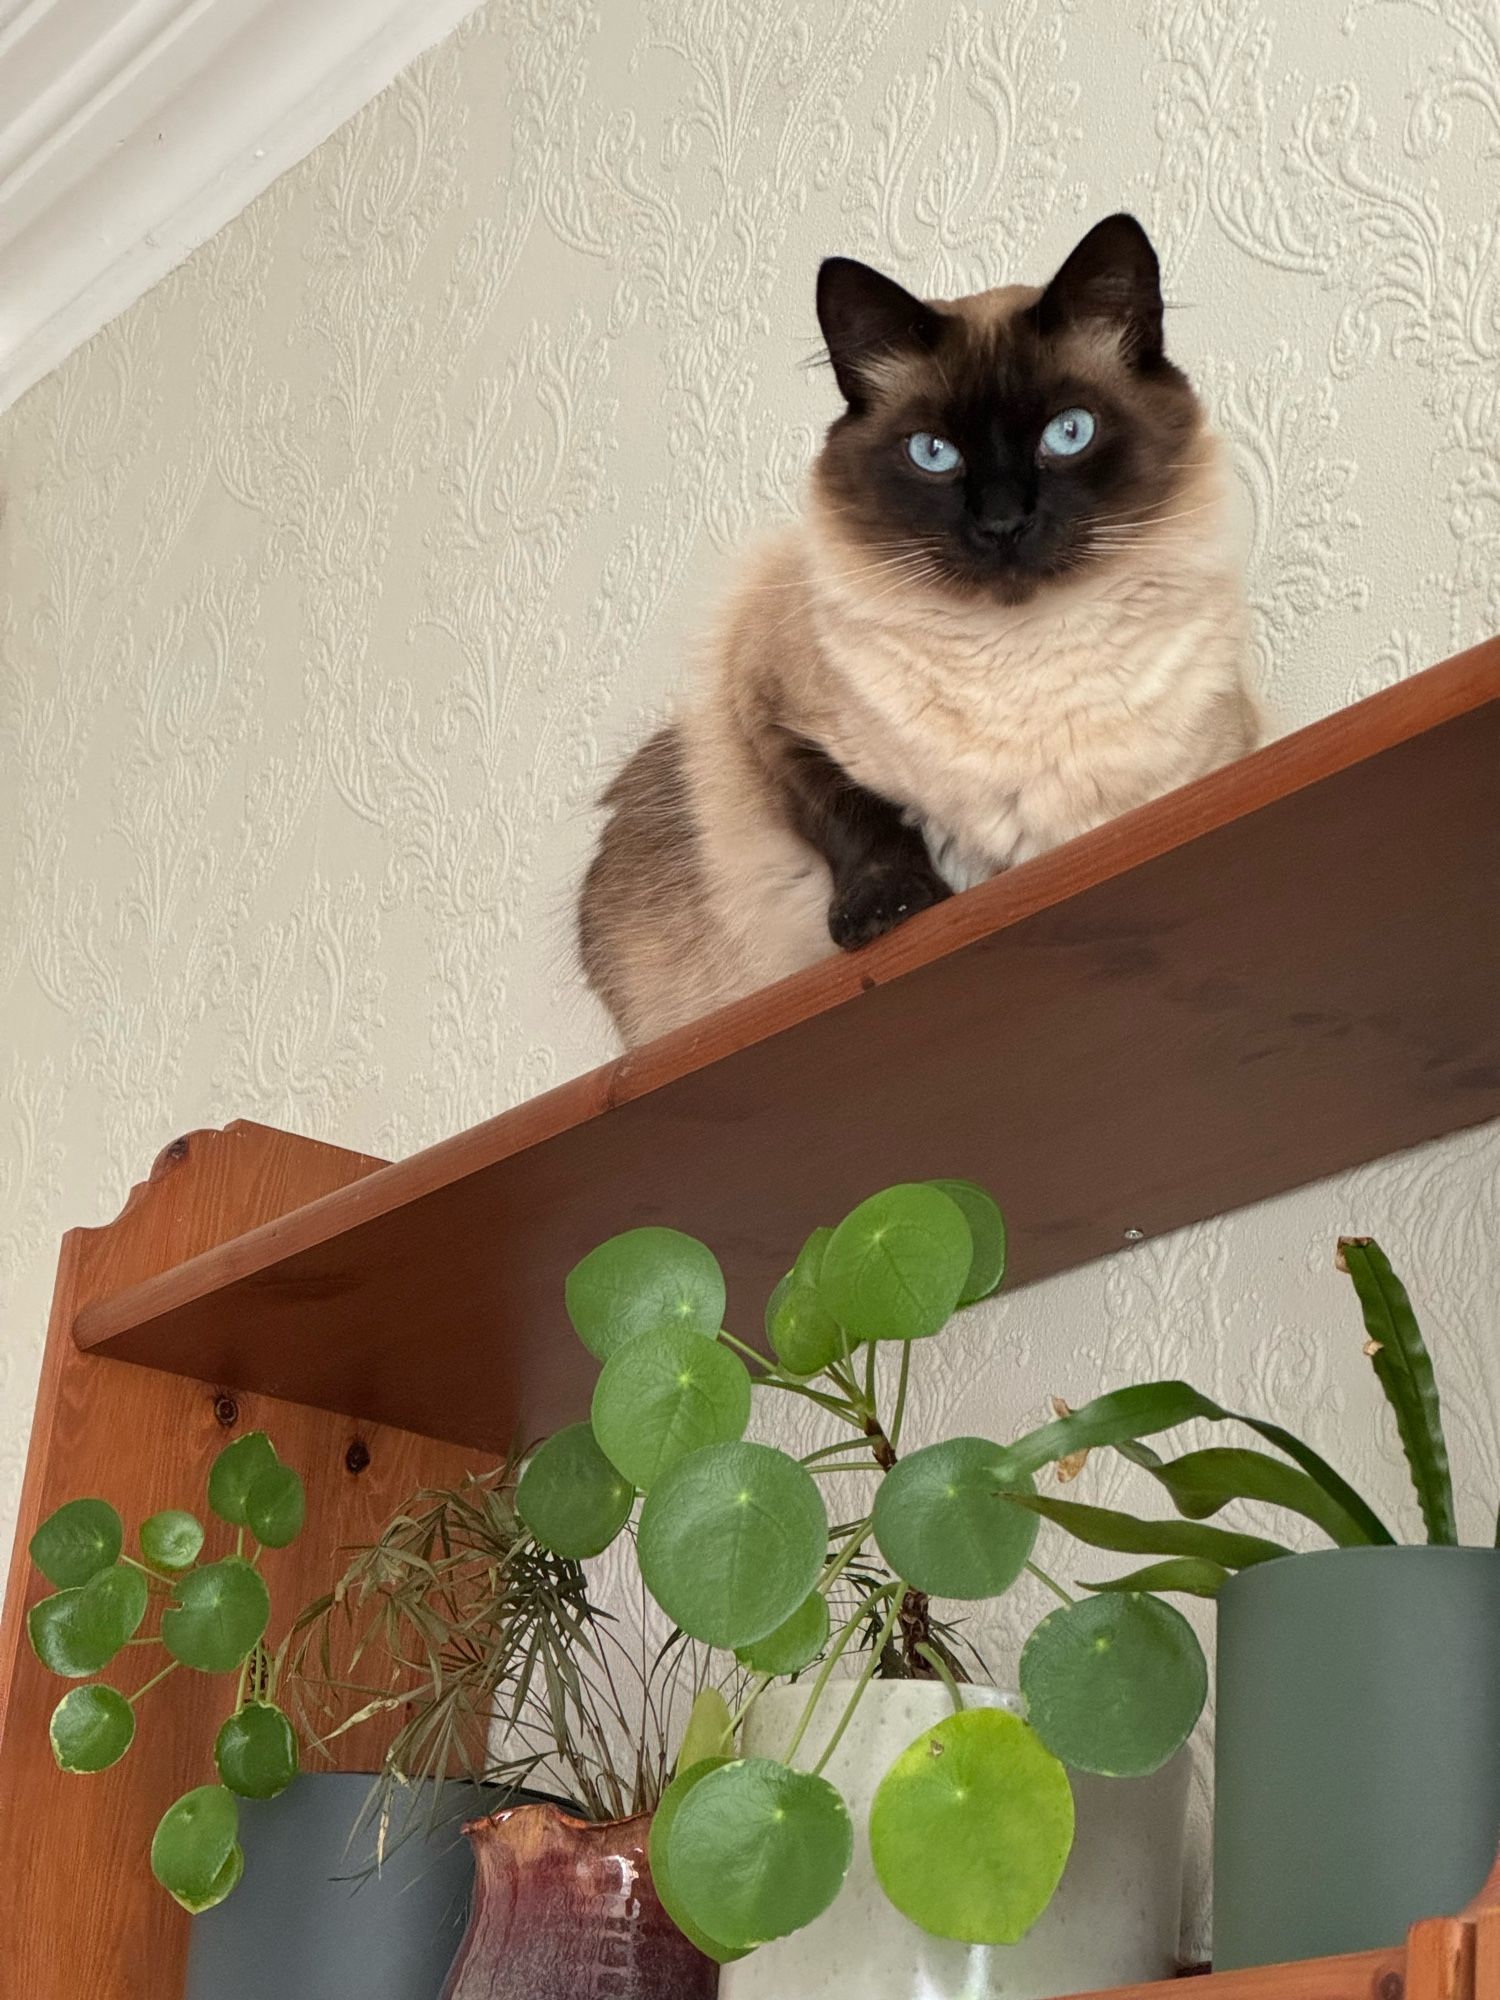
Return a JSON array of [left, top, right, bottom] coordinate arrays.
[[1039, 408, 1096, 458], [906, 431, 963, 475]]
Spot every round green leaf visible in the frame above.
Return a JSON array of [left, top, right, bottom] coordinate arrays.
[[871, 1707, 1074, 1944], [649, 1759, 750, 1964], [30, 1498, 123, 1588], [638, 1442, 828, 1649], [140, 1510, 204, 1571], [1019, 1591, 1208, 1776], [245, 1464, 306, 1549], [792, 1226, 834, 1289], [516, 1424, 635, 1559], [161, 1557, 271, 1673], [208, 1433, 280, 1527], [28, 1563, 149, 1677], [734, 1591, 829, 1675], [930, 1180, 1007, 1305], [677, 1688, 735, 1775], [872, 1438, 1037, 1599], [565, 1227, 725, 1361], [183, 1839, 245, 1914], [818, 1184, 972, 1343], [768, 1283, 847, 1378], [49, 1684, 136, 1772], [216, 1701, 299, 1798], [667, 1758, 852, 1949], [764, 1270, 793, 1344], [592, 1327, 752, 1490], [152, 1785, 240, 1911]]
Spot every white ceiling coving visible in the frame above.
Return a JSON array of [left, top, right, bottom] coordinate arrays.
[[0, 0, 483, 414]]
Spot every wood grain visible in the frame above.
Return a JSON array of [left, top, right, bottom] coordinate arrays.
[[74, 641, 1500, 1451], [0, 1124, 489, 2000], [1064, 1947, 1406, 2000], [1404, 1920, 1477, 2000]]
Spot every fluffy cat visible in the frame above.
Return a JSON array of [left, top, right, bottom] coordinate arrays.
[[580, 214, 1259, 1047]]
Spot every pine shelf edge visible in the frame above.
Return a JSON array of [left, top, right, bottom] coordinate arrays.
[[70, 638, 1500, 1453]]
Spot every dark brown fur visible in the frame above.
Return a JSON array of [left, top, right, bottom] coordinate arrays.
[[580, 217, 1255, 1046]]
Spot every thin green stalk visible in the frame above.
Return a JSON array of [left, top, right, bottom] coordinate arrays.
[[817, 1518, 875, 1598], [236, 1527, 245, 1560], [915, 1642, 965, 1713], [728, 1673, 774, 1735], [757, 1376, 864, 1424], [717, 1331, 775, 1374], [782, 1584, 896, 1767], [811, 1591, 905, 1777], [129, 1661, 177, 1707], [889, 1342, 913, 1450], [863, 1339, 878, 1410], [801, 1438, 877, 1467], [1026, 1561, 1075, 1607]]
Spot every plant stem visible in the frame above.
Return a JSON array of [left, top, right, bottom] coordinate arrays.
[[801, 1438, 877, 1467], [914, 1642, 965, 1714], [863, 1339, 878, 1409], [236, 1527, 245, 1560], [757, 1376, 863, 1424], [1026, 1560, 1075, 1607], [129, 1661, 178, 1707], [782, 1585, 896, 1768], [728, 1673, 773, 1735], [811, 1591, 905, 1778], [826, 1361, 864, 1408], [817, 1519, 875, 1598], [890, 1343, 913, 1450], [717, 1331, 775, 1373]]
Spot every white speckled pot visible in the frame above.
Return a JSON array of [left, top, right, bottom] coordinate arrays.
[[722, 1682, 1188, 2000]]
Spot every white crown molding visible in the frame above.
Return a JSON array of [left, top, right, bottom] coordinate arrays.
[[0, 0, 484, 416]]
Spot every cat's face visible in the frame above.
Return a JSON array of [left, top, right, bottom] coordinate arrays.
[[811, 216, 1206, 608]]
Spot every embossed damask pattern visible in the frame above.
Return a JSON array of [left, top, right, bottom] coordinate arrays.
[[1, 0, 1497, 1953]]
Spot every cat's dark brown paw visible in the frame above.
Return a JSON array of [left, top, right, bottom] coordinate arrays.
[[828, 865, 951, 951]]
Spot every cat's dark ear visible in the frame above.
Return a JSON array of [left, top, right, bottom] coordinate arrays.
[[1035, 214, 1165, 365], [816, 258, 944, 408]]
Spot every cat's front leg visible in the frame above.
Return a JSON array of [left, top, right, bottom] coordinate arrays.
[[763, 729, 952, 952]]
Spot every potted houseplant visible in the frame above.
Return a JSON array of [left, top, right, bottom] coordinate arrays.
[[515, 1181, 1206, 1999], [286, 1462, 730, 2000], [984, 1237, 1500, 1970], [24, 1431, 308, 1917]]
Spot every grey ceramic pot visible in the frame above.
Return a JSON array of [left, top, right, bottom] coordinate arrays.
[[184, 1774, 552, 2000], [1214, 1545, 1500, 1969]]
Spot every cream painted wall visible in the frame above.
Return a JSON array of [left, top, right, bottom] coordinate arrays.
[[2, 0, 1497, 1952]]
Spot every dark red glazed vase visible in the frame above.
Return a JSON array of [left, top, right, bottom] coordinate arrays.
[[440, 1802, 718, 1999]]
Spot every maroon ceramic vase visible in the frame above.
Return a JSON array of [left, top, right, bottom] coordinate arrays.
[[440, 1802, 718, 2000]]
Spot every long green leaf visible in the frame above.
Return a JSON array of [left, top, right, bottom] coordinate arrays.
[[1339, 1238, 1456, 1545], [1146, 1448, 1374, 1547], [1008, 1494, 1291, 1569], [1001, 1383, 1223, 1476], [1004, 1380, 1393, 1546], [1078, 1558, 1231, 1598], [1223, 1412, 1393, 1546]]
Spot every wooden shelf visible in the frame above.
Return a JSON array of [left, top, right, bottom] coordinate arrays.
[[75, 641, 1500, 1452]]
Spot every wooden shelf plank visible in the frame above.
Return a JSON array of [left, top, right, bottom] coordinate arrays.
[[74, 642, 1500, 1451]]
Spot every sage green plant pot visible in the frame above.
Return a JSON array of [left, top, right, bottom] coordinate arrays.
[[184, 1775, 559, 2000], [1214, 1546, 1500, 1969]]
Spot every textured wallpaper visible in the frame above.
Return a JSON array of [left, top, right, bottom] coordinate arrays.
[[2, 0, 1498, 1954]]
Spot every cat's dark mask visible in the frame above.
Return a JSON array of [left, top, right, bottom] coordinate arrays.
[[812, 215, 1204, 607]]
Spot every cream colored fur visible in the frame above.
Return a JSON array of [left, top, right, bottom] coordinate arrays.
[[648, 438, 1257, 1038]]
